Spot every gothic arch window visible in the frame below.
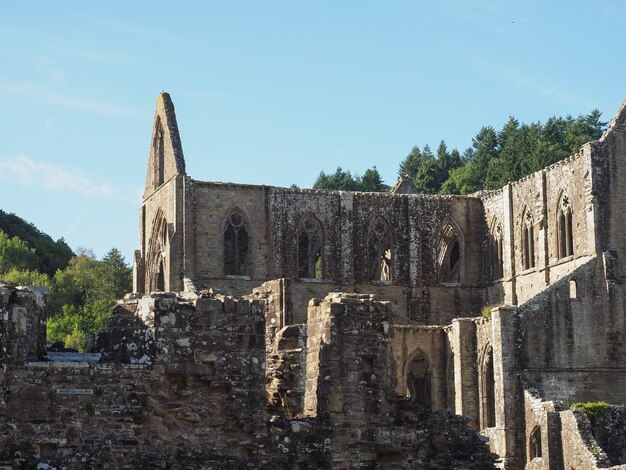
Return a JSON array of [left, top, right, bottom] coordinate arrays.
[[557, 193, 574, 258], [224, 208, 249, 276], [153, 117, 165, 188], [147, 209, 168, 292], [529, 426, 542, 460], [297, 214, 324, 279], [479, 343, 496, 429], [436, 219, 463, 284], [521, 208, 535, 270], [490, 218, 504, 280], [367, 216, 393, 282], [406, 350, 431, 410]]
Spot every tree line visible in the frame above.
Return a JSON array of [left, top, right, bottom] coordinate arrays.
[[312, 110, 606, 194], [0, 210, 131, 351]]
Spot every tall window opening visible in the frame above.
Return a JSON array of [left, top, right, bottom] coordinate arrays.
[[153, 118, 165, 188], [156, 259, 165, 291], [522, 209, 535, 270], [558, 194, 574, 258], [146, 209, 168, 292], [224, 209, 249, 276], [436, 221, 463, 283], [529, 426, 542, 459], [407, 350, 431, 410], [491, 219, 504, 279], [480, 344, 496, 428], [297, 214, 324, 279], [367, 216, 393, 281]]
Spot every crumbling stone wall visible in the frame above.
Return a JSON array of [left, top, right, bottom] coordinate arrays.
[[0, 282, 46, 369], [0, 286, 496, 468]]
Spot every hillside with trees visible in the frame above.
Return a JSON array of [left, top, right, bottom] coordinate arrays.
[[313, 110, 607, 194], [0, 211, 131, 351]]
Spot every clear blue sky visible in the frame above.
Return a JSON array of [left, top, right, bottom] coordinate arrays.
[[1, 1, 625, 263]]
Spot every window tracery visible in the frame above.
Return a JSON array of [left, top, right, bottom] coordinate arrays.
[[297, 214, 324, 279], [367, 216, 393, 281], [436, 221, 462, 283], [558, 194, 574, 258]]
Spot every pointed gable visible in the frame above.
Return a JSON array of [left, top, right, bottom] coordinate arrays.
[[143, 92, 186, 200], [390, 175, 419, 195]]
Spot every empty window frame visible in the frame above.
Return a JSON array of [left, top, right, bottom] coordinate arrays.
[[224, 209, 249, 276], [521, 209, 535, 270], [367, 216, 393, 281], [297, 214, 324, 279], [558, 194, 574, 258]]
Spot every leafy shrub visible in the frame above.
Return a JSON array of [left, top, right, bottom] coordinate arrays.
[[570, 401, 610, 424]]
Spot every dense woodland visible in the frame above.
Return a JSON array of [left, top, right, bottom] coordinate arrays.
[[0, 109, 608, 351], [313, 110, 606, 193], [0, 210, 131, 351]]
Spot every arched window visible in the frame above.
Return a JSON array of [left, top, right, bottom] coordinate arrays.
[[521, 208, 535, 270], [147, 209, 168, 292], [569, 279, 578, 299], [367, 216, 393, 281], [558, 193, 574, 258], [407, 350, 431, 410], [491, 218, 504, 279], [153, 117, 165, 188], [529, 426, 542, 459], [297, 214, 324, 279], [436, 220, 463, 283], [480, 344, 496, 428], [224, 209, 249, 276]]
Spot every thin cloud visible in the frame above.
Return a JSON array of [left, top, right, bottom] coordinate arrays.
[[0, 154, 141, 205], [66, 203, 95, 236], [0, 81, 136, 116]]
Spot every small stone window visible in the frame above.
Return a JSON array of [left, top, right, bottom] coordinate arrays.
[[558, 194, 574, 259], [224, 209, 249, 276], [367, 216, 393, 281], [570, 279, 578, 299], [522, 209, 535, 270], [529, 426, 542, 459], [153, 117, 165, 188], [480, 344, 496, 429], [297, 214, 324, 279], [407, 350, 431, 410]]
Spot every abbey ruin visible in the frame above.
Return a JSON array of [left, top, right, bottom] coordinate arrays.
[[2, 93, 626, 468]]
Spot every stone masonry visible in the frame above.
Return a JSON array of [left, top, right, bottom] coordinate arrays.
[[5, 93, 626, 468]]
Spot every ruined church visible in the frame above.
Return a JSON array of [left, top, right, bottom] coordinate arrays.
[[2, 93, 626, 468]]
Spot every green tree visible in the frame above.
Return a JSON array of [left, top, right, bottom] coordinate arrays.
[[1, 268, 50, 287], [356, 167, 389, 192], [313, 167, 357, 190], [47, 248, 132, 351], [0, 210, 74, 275], [0, 230, 39, 274]]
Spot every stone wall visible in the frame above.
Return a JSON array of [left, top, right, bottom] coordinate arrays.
[[0, 286, 496, 468]]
